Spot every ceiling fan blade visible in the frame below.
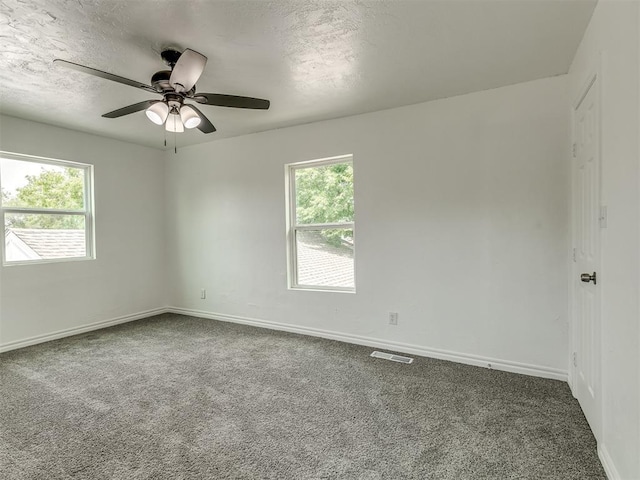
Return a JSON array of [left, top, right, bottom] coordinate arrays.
[[192, 93, 270, 110], [53, 59, 157, 94], [187, 105, 216, 133], [102, 100, 157, 118], [169, 49, 207, 93]]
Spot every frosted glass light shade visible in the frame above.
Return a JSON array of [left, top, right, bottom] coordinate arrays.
[[145, 101, 169, 125], [180, 105, 201, 129], [165, 113, 184, 132]]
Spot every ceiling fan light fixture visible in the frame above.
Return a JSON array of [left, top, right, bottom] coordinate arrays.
[[165, 113, 184, 133], [145, 101, 169, 125], [180, 105, 201, 129]]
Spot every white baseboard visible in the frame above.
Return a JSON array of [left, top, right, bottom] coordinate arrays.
[[0, 307, 168, 353], [2, 306, 568, 382], [598, 443, 621, 480], [167, 307, 568, 382]]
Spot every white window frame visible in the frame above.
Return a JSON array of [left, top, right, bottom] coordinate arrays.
[[0, 151, 95, 266], [285, 154, 355, 293]]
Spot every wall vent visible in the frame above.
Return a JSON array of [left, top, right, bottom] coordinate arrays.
[[370, 351, 413, 364]]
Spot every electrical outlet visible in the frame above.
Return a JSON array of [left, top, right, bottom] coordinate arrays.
[[200, 289, 206, 299], [389, 312, 398, 325]]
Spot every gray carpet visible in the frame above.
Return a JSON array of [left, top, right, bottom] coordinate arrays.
[[1, 313, 605, 479]]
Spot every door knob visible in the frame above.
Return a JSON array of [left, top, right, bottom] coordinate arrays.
[[580, 272, 597, 285]]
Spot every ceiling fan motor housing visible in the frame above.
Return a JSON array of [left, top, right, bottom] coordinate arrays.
[[151, 70, 172, 92], [151, 70, 197, 97]]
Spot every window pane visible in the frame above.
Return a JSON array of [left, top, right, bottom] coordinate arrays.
[[0, 158, 85, 210], [4, 213, 86, 262], [295, 162, 353, 224], [296, 229, 354, 288]]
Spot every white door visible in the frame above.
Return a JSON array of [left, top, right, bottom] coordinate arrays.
[[572, 76, 601, 440]]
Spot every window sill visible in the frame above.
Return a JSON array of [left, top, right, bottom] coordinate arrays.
[[3, 256, 96, 267], [289, 285, 356, 294]]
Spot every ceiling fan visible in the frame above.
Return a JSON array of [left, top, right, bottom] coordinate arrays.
[[53, 48, 270, 135]]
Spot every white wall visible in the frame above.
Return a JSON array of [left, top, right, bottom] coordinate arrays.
[[165, 75, 571, 379], [568, 1, 640, 478], [0, 116, 167, 348]]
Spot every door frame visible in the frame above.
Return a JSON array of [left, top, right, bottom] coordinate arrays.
[[569, 62, 603, 441]]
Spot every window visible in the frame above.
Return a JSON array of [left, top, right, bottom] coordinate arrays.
[[0, 151, 94, 265], [286, 155, 355, 292]]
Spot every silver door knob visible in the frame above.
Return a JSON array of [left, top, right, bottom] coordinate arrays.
[[581, 272, 597, 285]]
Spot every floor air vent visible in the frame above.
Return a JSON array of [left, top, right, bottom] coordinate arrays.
[[370, 351, 414, 364]]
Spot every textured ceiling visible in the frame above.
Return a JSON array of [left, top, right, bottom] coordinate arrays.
[[0, 0, 596, 149]]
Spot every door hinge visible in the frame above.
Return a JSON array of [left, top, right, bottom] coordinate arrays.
[[572, 247, 576, 262], [572, 143, 577, 158], [599, 205, 608, 228], [572, 352, 577, 367]]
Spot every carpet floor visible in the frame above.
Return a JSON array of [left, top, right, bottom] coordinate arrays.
[[1, 313, 605, 479]]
